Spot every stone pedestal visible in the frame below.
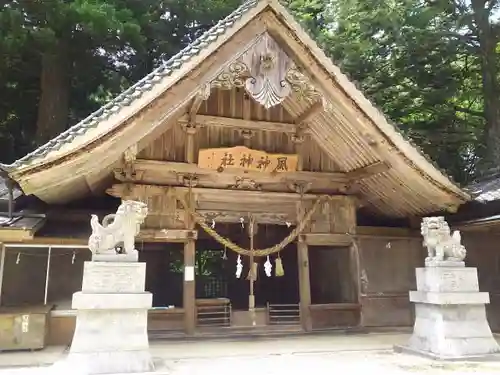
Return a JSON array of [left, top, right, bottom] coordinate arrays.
[[395, 263, 500, 360], [63, 261, 155, 374]]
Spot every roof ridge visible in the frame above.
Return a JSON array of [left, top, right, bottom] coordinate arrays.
[[1, 0, 261, 171]]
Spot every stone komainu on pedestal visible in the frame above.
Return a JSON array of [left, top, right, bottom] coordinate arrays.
[[88, 200, 148, 262], [59, 200, 155, 374], [395, 216, 500, 360], [421, 216, 466, 265]]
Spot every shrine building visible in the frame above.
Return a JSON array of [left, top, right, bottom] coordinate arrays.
[[2, 0, 498, 347]]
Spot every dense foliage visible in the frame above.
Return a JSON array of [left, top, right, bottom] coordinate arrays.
[[0, 0, 499, 184]]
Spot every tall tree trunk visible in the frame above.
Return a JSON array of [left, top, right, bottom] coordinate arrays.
[[471, 0, 500, 169], [35, 40, 71, 146]]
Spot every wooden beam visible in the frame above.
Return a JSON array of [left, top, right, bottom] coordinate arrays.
[[346, 161, 391, 181], [294, 101, 323, 125], [355, 226, 419, 238], [301, 233, 353, 246], [137, 229, 197, 242], [175, 186, 332, 203], [107, 183, 359, 228], [108, 183, 351, 206], [178, 114, 306, 134], [183, 209, 295, 225], [116, 159, 348, 194]]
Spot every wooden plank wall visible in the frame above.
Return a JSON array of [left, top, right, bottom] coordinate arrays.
[[357, 235, 424, 327], [462, 232, 500, 332], [357, 230, 500, 332]]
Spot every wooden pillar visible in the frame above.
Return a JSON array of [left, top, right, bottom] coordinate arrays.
[[292, 131, 305, 171], [297, 237, 312, 331], [183, 239, 196, 335], [295, 185, 312, 331], [185, 127, 197, 163], [183, 183, 197, 335], [0, 244, 5, 307]]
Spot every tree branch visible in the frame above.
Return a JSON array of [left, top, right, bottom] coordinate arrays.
[[454, 105, 485, 118]]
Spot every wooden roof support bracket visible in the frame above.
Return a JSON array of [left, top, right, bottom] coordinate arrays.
[[117, 144, 139, 181], [189, 84, 211, 121], [183, 84, 211, 163], [291, 100, 324, 171]]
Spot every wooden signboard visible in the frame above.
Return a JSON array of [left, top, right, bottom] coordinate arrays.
[[198, 146, 298, 173]]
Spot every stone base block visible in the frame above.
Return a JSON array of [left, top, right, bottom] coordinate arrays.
[[59, 350, 155, 374], [425, 260, 465, 268], [394, 344, 500, 361], [82, 261, 146, 294], [403, 303, 500, 358], [71, 309, 150, 352], [410, 291, 490, 305], [72, 292, 152, 310], [92, 250, 139, 263], [415, 266, 479, 293]]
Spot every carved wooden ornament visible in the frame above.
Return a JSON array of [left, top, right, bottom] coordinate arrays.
[[241, 33, 292, 109], [211, 32, 323, 109]]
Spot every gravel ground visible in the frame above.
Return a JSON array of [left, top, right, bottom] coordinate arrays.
[[3, 350, 500, 375], [2, 334, 500, 375]]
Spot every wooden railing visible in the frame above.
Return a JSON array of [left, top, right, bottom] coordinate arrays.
[[266, 303, 300, 325], [196, 303, 232, 327]]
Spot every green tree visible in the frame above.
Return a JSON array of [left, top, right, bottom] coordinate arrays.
[[0, 0, 145, 146], [0, 0, 241, 162], [286, 0, 494, 183]]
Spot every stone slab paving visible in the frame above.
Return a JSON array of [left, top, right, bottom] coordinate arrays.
[[2, 334, 500, 375]]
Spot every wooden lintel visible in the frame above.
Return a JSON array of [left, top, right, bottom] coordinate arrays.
[[294, 101, 323, 125], [185, 209, 295, 226], [138, 229, 198, 243], [346, 161, 391, 181], [115, 159, 348, 194], [173, 186, 337, 203], [108, 182, 352, 205], [301, 233, 353, 246], [107, 183, 356, 225], [178, 114, 307, 134]]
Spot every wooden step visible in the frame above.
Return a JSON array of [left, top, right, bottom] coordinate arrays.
[[148, 324, 303, 341]]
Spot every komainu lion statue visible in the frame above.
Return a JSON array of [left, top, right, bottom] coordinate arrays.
[[88, 200, 148, 256], [421, 216, 466, 263]]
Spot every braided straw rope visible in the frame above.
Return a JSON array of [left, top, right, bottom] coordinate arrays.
[[176, 194, 334, 257]]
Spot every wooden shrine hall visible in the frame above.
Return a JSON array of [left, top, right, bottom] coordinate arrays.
[[0, 0, 480, 346]]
